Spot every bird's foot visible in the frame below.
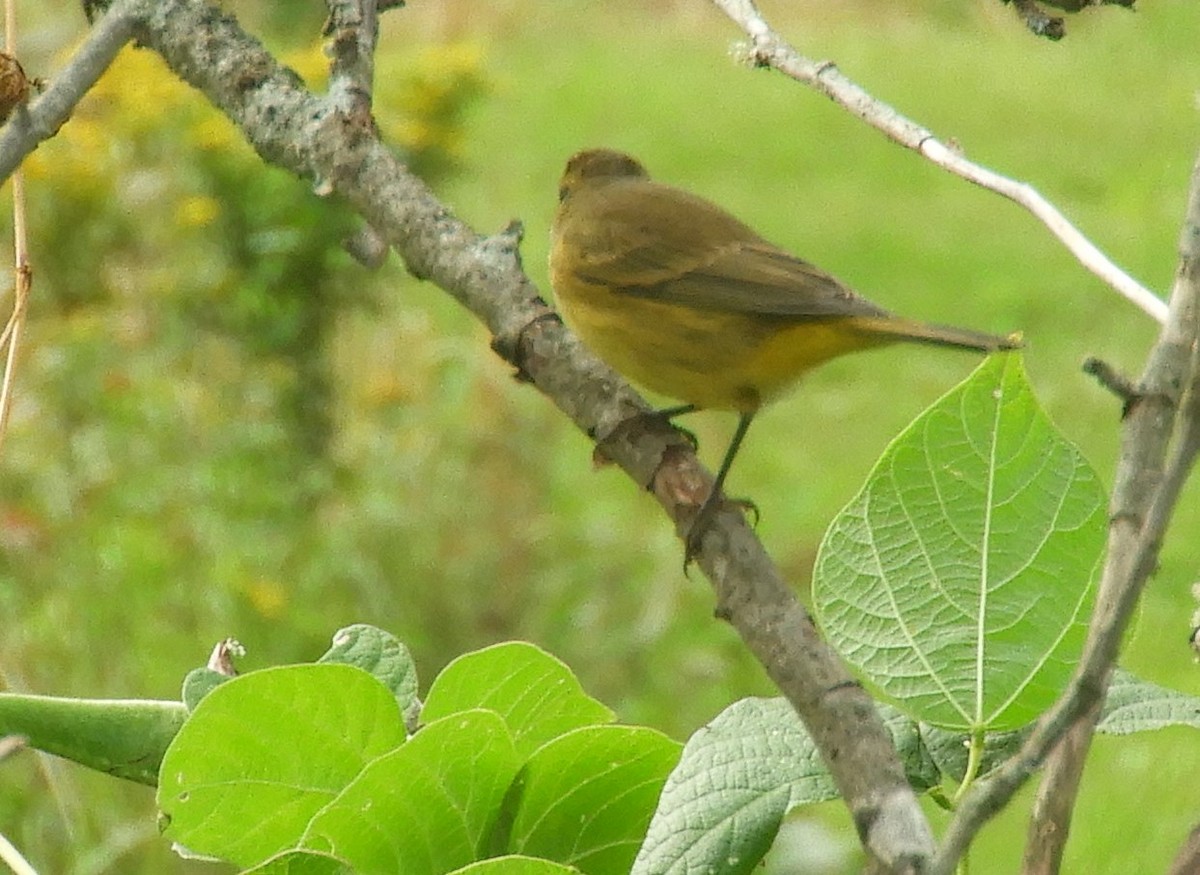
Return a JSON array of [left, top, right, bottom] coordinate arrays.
[[683, 491, 760, 570]]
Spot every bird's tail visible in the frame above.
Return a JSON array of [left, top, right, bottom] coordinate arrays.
[[849, 315, 1021, 354]]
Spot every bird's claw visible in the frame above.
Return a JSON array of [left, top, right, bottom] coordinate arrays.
[[682, 491, 759, 571]]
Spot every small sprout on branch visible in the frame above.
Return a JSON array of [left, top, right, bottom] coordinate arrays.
[[1083, 356, 1141, 416]]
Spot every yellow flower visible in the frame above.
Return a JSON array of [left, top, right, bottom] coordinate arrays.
[[190, 116, 239, 152], [175, 194, 221, 228], [244, 577, 289, 620]]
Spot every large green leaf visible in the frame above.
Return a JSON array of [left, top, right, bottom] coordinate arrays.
[[446, 857, 580, 875], [1098, 669, 1200, 734], [814, 354, 1104, 731], [632, 697, 934, 875], [423, 641, 613, 757], [157, 664, 405, 868], [504, 725, 680, 875], [241, 849, 354, 874], [301, 709, 520, 875], [317, 623, 421, 730]]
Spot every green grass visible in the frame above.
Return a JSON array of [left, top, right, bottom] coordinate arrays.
[[3, 2, 1200, 873]]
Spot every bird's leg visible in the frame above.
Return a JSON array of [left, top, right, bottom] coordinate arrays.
[[591, 403, 698, 474], [649, 403, 699, 449], [684, 412, 757, 566]]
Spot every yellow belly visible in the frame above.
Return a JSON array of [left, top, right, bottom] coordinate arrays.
[[554, 280, 893, 413]]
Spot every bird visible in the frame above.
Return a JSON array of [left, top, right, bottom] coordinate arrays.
[[549, 147, 1017, 561]]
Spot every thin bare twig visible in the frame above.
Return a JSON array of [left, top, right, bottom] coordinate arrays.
[[0, 0, 30, 455], [0, 831, 38, 875], [0, 1, 79, 848], [0, 263, 29, 453], [708, 0, 1167, 325], [0, 735, 26, 761]]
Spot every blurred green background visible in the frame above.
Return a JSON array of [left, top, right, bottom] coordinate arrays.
[[2, 1, 1199, 872]]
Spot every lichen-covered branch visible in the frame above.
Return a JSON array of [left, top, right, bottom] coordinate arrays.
[[323, 0, 378, 116]]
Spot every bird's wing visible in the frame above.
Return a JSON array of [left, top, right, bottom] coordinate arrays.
[[567, 183, 891, 320], [650, 243, 892, 319]]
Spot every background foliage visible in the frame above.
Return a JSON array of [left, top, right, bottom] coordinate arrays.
[[2, 1, 1199, 873]]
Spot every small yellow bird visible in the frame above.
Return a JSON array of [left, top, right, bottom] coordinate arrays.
[[550, 148, 1017, 556]]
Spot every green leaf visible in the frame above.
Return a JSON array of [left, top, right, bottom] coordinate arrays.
[[423, 642, 614, 757], [885, 707, 941, 794], [182, 668, 234, 713], [1097, 669, 1200, 734], [241, 849, 354, 874], [632, 697, 933, 875], [446, 857, 580, 875], [506, 725, 680, 875], [317, 624, 421, 729], [632, 698, 822, 875], [919, 724, 1027, 783], [302, 709, 521, 875], [920, 670, 1200, 783], [814, 354, 1104, 731], [157, 664, 405, 868], [0, 694, 186, 785]]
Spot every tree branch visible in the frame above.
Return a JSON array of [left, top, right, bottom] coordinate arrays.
[[1019, 703, 1098, 874], [40, 1, 936, 871], [1169, 824, 1200, 875], [707, 0, 1167, 325], [323, 0, 378, 116], [933, 144, 1200, 875], [1008, 0, 1066, 40], [0, 0, 136, 181]]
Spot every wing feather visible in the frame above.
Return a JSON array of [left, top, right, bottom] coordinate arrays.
[[562, 179, 890, 320]]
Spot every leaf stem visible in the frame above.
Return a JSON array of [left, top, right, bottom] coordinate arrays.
[[953, 729, 986, 806], [946, 727, 987, 874]]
